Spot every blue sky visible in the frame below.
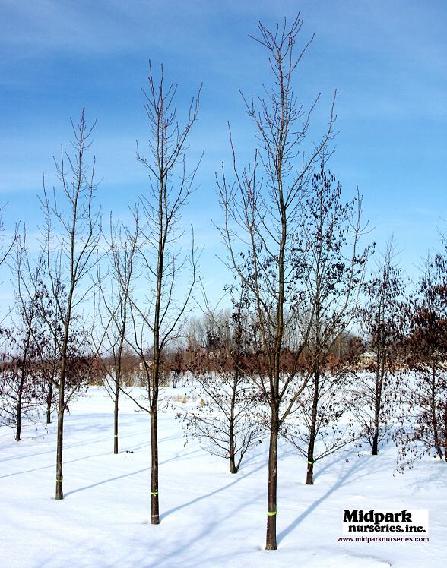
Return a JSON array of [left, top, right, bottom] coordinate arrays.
[[0, 0, 446, 305]]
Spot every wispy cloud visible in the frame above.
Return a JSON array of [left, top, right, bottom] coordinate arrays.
[[1, 0, 446, 297]]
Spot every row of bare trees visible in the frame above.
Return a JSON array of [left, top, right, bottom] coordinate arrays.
[[176, 237, 447, 488], [1, 14, 446, 554], [0, 229, 93, 439]]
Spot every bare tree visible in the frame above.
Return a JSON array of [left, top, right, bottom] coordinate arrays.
[[352, 241, 404, 455], [96, 213, 139, 453], [283, 164, 371, 484], [41, 110, 101, 500], [12, 233, 46, 440], [395, 253, 447, 469], [217, 16, 335, 549], [37, 273, 89, 426], [0, 233, 46, 438], [180, 297, 262, 473], [129, 63, 200, 524]]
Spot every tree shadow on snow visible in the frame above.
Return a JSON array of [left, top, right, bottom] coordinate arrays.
[[63, 448, 201, 497], [150, 489, 263, 568], [0, 426, 177, 465], [278, 452, 381, 545], [0, 448, 121, 479], [160, 456, 268, 522]]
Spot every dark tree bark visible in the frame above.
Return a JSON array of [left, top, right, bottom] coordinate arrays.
[[371, 359, 382, 456], [430, 360, 442, 459], [229, 375, 238, 474], [15, 386, 23, 441], [266, 407, 279, 549], [14, 334, 30, 441], [444, 401, 447, 462], [55, 292, 74, 500], [305, 369, 319, 485], [46, 380, 53, 425], [113, 368, 119, 454]]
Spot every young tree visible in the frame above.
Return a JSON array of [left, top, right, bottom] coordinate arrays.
[[0, 310, 44, 439], [41, 110, 101, 500], [353, 242, 404, 455], [130, 64, 200, 524], [395, 253, 447, 468], [39, 289, 61, 427], [36, 275, 89, 426], [282, 164, 370, 484], [218, 16, 335, 549], [4, 233, 49, 440], [96, 214, 139, 454], [0, 332, 41, 435], [181, 298, 262, 474]]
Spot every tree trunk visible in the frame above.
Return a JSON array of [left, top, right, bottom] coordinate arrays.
[[430, 361, 442, 459], [46, 380, 53, 425], [55, 318, 70, 501], [113, 315, 126, 454], [15, 351, 28, 441], [149, 343, 161, 524], [372, 346, 383, 455], [372, 366, 380, 455], [150, 406, 160, 524], [265, 406, 278, 550], [15, 389, 22, 442], [306, 370, 319, 484], [15, 364, 25, 441], [55, 399, 64, 500], [444, 401, 447, 462], [229, 374, 238, 474], [114, 368, 120, 454], [229, 453, 238, 474], [148, 160, 164, 525], [371, 432, 379, 456], [264, 140, 286, 550], [229, 416, 238, 473]]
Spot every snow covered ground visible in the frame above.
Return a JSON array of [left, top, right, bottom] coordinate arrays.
[[1, 387, 445, 568]]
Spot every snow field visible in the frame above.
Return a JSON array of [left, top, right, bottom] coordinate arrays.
[[0, 387, 445, 567]]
